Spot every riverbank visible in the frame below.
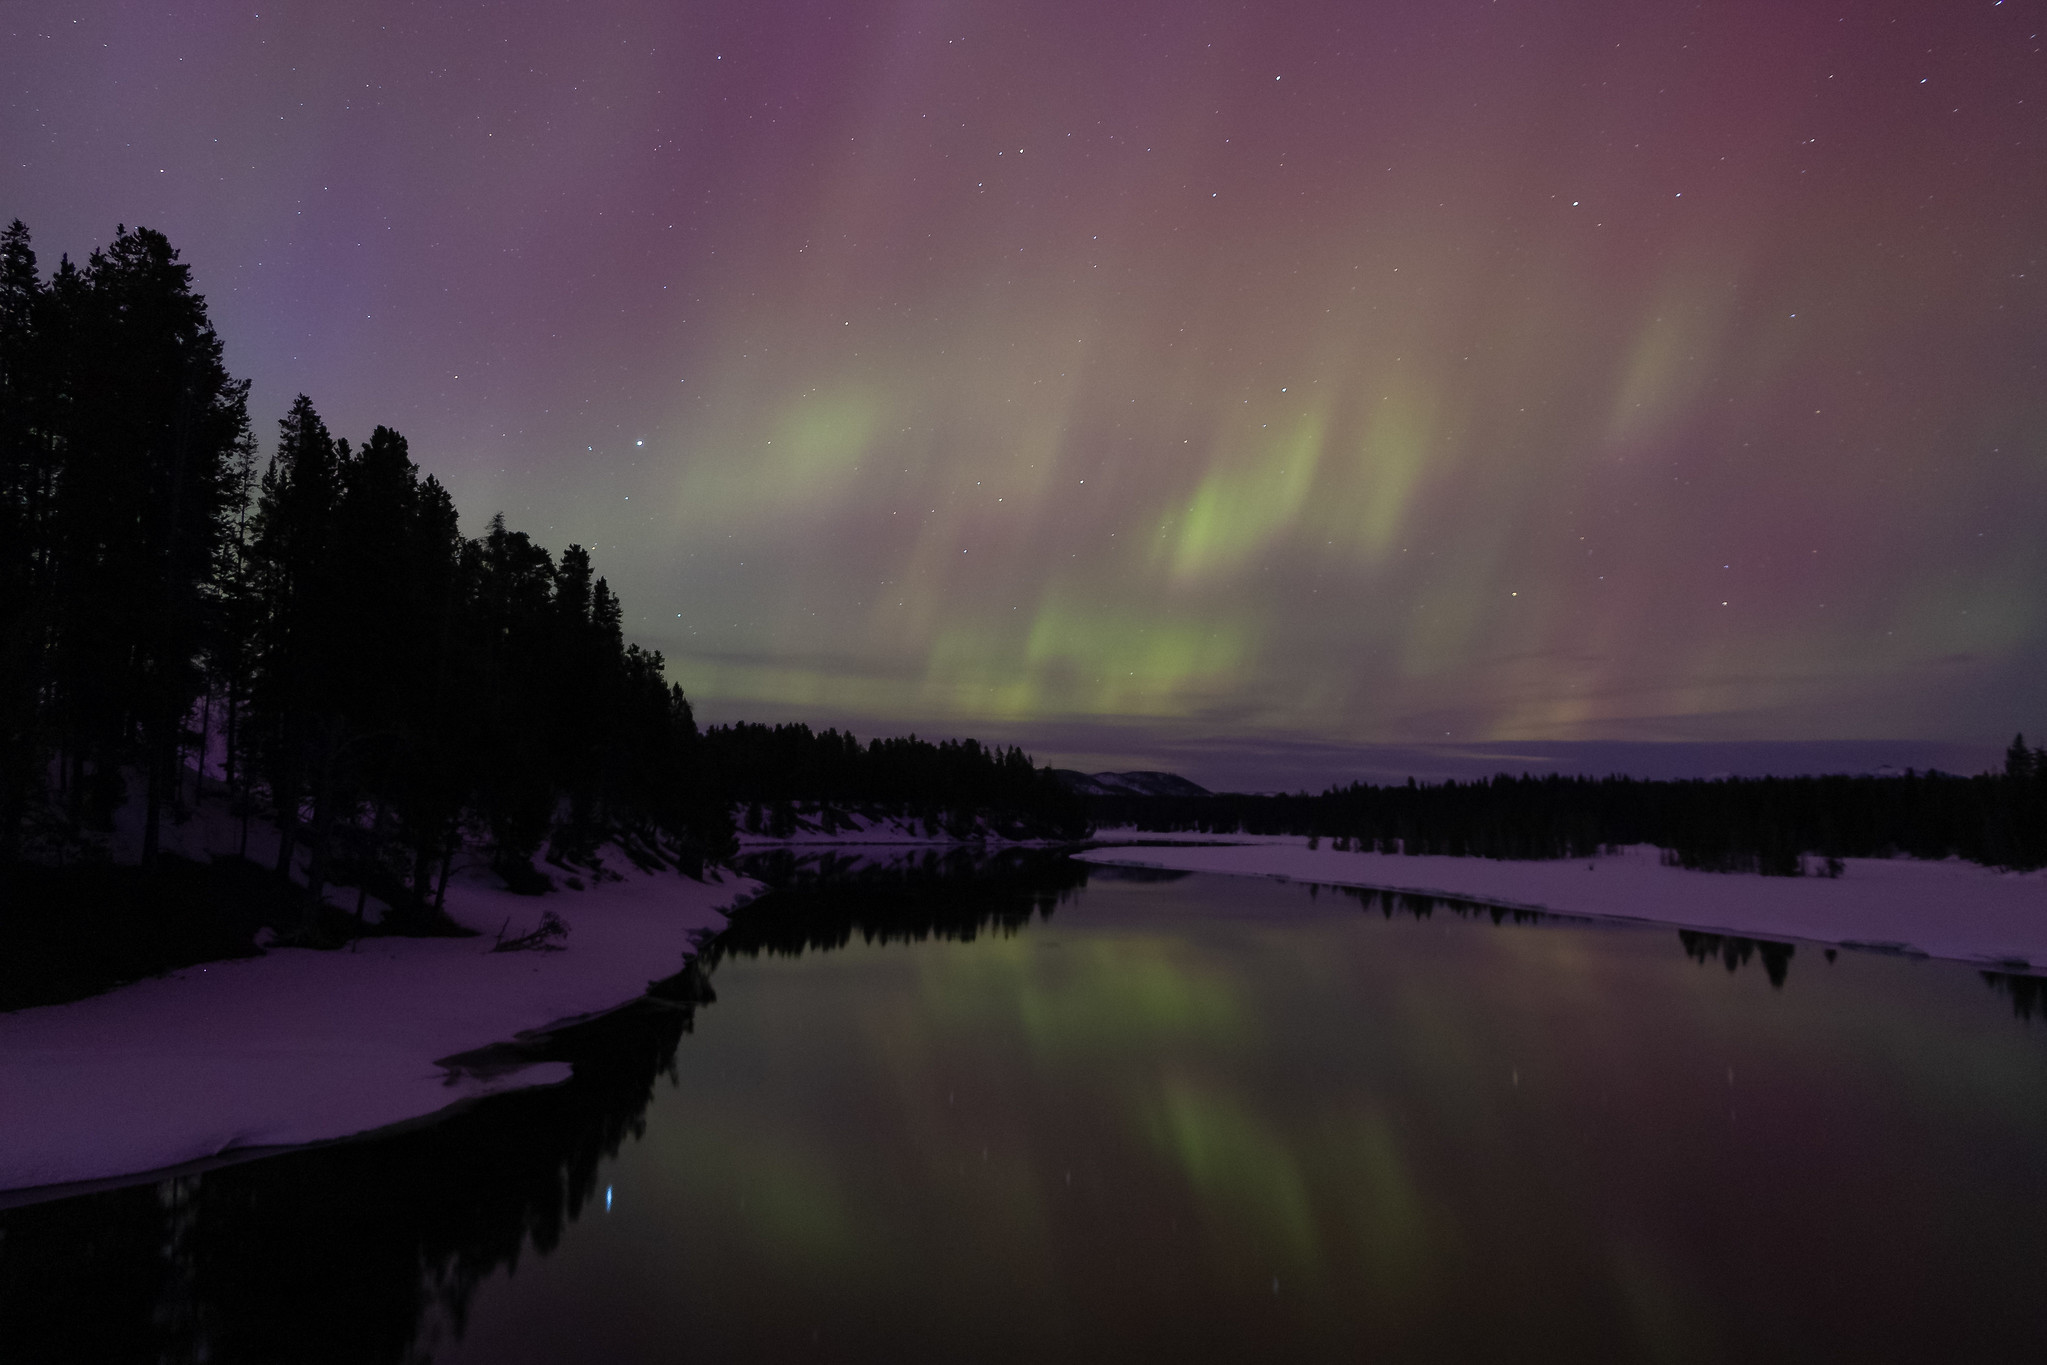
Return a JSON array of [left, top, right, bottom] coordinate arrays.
[[732, 804, 1074, 847], [1077, 833, 2047, 970], [0, 852, 756, 1200]]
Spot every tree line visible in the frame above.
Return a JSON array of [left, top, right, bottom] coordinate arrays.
[[6, 217, 2030, 921], [0, 221, 1089, 926], [1088, 737, 2047, 874], [696, 722, 1088, 840], [0, 223, 722, 916]]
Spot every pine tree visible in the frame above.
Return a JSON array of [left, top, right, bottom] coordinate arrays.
[[38, 251, 126, 833], [51, 228, 249, 866], [250, 395, 343, 883], [391, 472, 466, 908], [210, 428, 261, 854], [0, 222, 49, 854], [2006, 733, 2033, 781], [467, 514, 559, 884]]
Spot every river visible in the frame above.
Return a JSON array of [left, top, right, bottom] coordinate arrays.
[[4, 850, 2044, 1361]]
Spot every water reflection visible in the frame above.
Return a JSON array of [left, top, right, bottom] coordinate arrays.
[[714, 845, 1088, 960], [1326, 880, 1560, 926], [489, 869, 2047, 1363], [1082, 863, 1195, 883], [0, 965, 714, 1365], [1678, 930, 1798, 988], [7, 860, 2047, 1363], [1982, 969, 2047, 1021]]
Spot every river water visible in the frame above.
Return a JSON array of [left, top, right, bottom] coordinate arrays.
[[4, 852, 2045, 1361]]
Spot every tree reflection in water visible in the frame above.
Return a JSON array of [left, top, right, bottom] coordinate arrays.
[[1982, 969, 2047, 1021], [1678, 930, 1797, 988], [0, 851, 1093, 1365], [6, 854, 2043, 1363], [0, 964, 713, 1365], [1316, 874, 1807, 990], [1325, 881, 1557, 926], [714, 845, 1090, 961]]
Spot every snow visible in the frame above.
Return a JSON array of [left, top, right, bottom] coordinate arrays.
[[733, 806, 1063, 846], [12, 787, 2037, 1202], [1077, 833, 2047, 969], [736, 810, 960, 846], [0, 768, 1020, 1200], [0, 852, 757, 1200]]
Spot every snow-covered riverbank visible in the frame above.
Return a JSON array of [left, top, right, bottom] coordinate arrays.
[[1078, 833, 2047, 970], [12, 822, 2037, 1202], [731, 804, 1073, 847], [0, 783, 1049, 1201], [0, 856, 756, 1200]]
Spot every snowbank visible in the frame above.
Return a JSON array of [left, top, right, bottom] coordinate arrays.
[[0, 855, 757, 1199], [1077, 833, 2047, 969], [734, 805, 1063, 847]]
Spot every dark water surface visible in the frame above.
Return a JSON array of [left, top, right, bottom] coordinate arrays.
[[5, 855, 2046, 1362]]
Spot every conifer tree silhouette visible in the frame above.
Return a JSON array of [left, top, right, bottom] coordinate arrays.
[[56, 229, 249, 866], [0, 221, 49, 856], [251, 395, 343, 887]]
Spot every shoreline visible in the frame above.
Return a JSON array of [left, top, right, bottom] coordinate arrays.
[[0, 852, 757, 1200], [1076, 832, 2047, 971], [12, 827, 2039, 1202]]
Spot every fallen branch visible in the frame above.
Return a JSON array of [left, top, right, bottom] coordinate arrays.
[[490, 910, 570, 952]]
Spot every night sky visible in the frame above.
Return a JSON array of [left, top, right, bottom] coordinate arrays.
[[6, 1, 2043, 784]]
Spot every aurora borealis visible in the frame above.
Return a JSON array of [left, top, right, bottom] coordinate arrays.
[[6, 1, 2043, 782]]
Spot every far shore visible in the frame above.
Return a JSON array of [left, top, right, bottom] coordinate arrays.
[[1077, 832, 2047, 972], [10, 820, 2040, 1203]]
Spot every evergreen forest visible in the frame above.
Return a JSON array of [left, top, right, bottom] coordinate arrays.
[[0, 213, 2036, 976], [0, 221, 1080, 961], [700, 722, 1085, 840], [1085, 739, 2047, 875]]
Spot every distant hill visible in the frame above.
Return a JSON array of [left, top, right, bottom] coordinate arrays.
[[1051, 769, 1212, 799]]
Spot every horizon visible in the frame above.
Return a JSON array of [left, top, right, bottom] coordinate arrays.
[[7, 0, 2042, 774], [695, 719, 2008, 795]]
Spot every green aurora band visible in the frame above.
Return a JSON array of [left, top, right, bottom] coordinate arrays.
[[7, 0, 2041, 763]]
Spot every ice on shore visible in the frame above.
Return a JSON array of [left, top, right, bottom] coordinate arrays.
[[0, 851, 755, 1200], [1078, 833, 2047, 969], [11, 799, 2039, 1201], [2, 777, 1011, 1200]]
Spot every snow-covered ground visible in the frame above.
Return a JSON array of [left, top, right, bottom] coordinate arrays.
[[0, 780, 1033, 1201], [0, 847, 756, 1200], [1078, 832, 2047, 969], [736, 810, 966, 846], [11, 791, 2036, 1202], [733, 805, 1064, 847]]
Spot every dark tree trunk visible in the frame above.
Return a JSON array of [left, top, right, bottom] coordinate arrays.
[[411, 838, 434, 908], [273, 773, 297, 877], [141, 748, 161, 870], [193, 687, 211, 803], [303, 717, 346, 909], [434, 824, 457, 912]]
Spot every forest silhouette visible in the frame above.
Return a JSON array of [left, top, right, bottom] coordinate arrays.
[[1082, 744, 2047, 874], [0, 221, 1081, 960], [1, 220, 2038, 987]]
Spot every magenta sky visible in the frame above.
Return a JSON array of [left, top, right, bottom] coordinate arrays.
[[6, 1, 2043, 778]]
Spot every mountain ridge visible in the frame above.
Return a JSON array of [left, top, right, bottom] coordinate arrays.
[[1050, 769, 1212, 799]]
